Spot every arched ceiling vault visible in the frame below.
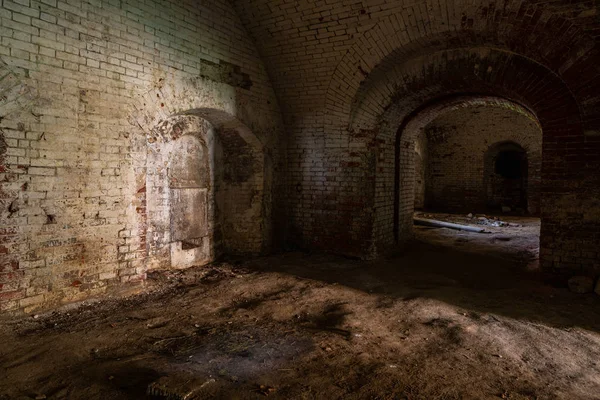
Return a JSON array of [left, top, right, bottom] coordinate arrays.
[[349, 46, 579, 138], [395, 95, 539, 144], [232, 0, 599, 133]]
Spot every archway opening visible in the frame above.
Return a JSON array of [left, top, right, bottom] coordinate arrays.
[[485, 142, 529, 214], [395, 98, 542, 265]]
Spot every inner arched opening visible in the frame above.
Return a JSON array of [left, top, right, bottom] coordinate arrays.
[[395, 97, 543, 264]]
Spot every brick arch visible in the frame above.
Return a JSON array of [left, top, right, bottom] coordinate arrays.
[[315, 46, 587, 261], [383, 95, 543, 245], [324, 4, 597, 133], [331, 46, 583, 260], [342, 46, 598, 275], [349, 47, 580, 135]]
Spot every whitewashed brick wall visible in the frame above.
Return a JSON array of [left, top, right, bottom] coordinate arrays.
[[0, 0, 283, 314]]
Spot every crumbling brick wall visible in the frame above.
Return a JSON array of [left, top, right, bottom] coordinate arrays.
[[145, 115, 266, 271], [423, 105, 541, 214], [0, 0, 283, 314]]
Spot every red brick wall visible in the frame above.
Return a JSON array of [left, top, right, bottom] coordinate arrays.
[[235, 1, 599, 276]]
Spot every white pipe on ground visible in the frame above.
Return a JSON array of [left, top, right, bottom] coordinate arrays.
[[414, 217, 486, 233]]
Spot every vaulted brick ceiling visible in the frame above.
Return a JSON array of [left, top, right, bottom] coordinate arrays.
[[232, 0, 599, 132], [230, 0, 599, 262]]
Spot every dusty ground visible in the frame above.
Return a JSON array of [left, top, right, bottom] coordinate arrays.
[[1, 213, 600, 400]]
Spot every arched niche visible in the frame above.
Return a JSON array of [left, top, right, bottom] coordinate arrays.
[[145, 112, 265, 270], [485, 142, 526, 211]]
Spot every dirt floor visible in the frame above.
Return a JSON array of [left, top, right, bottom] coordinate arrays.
[[2, 213, 600, 400]]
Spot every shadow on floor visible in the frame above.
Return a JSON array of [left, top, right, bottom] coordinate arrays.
[[245, 236, 600, 334]]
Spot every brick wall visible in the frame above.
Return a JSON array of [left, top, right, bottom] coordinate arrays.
[[414, 129, 427, 210], [1, 0, 599, 314], [0, 0, 283, 314], [234, 0, 599, 276], [423, 105, 542, 214]]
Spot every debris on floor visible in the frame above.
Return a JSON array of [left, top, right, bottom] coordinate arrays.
[[255, 385, 277, 396], [568, 276, 595, 294], [418, 211, 524, 228], [1, 214, 600, 399]]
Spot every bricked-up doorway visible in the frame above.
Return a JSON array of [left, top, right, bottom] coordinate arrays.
[[484, 142, 528, 213], [145, 113, 266, 270], [169, 135, 211, 253]]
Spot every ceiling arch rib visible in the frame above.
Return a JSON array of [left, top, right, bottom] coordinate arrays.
[[230, 0, 599, 268], [395, 95, 539, 143], [233, 0, 598, 127], [347, 47, 580, 140]]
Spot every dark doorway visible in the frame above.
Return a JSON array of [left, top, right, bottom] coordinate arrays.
[[485, 142, 528, 213]]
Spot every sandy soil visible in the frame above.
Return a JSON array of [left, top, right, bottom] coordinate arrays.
[[1, 214, 600, 400]]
